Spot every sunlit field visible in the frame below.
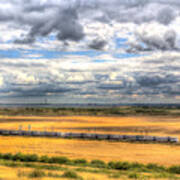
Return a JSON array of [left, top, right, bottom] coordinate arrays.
[[0, 163, 120, 180], [1, 160, 179, 180], [0, 115, 180, 167], [0, 136, 180, 166], [0, 115, 180, 138]]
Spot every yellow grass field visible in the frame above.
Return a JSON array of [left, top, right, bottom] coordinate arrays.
[[0, 164, 119, 180], [0, 115, 180, 138], [1, 163, 174, 180], [0, 136, 180, 166], [0, 115, 180, 166]]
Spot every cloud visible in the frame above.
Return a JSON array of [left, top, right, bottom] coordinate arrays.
[[127, 23, 179, 52], [96, 1, 178, 25], [12, 85, 77, 97], [0, 51, 180, 102], [0, 0, 180, 51], [157, 7, 176, 25], [14, 7, 85, 44], [88, 38, 107, 50], [14, 36, 35, 44], [136, 74, 179, 87], [0, 76, 3, 87], [0, 0, 180, 103]]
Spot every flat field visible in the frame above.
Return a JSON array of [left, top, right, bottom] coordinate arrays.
[[0, 115, 180, 166], [0, 162, 124, 180], [0, 136, 180, 166], [0, 159, 179, 180], [0, 162, 117, 180], [0, 115, 180, 138]]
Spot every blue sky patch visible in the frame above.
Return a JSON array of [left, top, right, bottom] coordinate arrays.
[[0, 48, 108, 59], [113, 53, 141, 59], [115, 37, 129, 49], [0, 49, 21, 58]]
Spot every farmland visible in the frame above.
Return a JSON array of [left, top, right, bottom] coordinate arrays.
[[0, 113, 180, 139], [0, 106, 180, 179], [0, 152, 180, 180], [0, 136, 180, 166]]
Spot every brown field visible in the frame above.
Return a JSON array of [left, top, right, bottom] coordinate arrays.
[[0, 115, 180, 167]]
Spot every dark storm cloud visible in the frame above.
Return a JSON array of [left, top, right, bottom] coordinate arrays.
[[14, 37, 35, 44], [98, 83, 125, 90], [88, 39, 107, 50], [11, 4, 85, 43], [94, 70, 180, 98], [56, 8, 85, 41], [135, 84, 180, 97], [23, 7, 85, 42], [136, 74, 179, 87], [160, 65, 180, 71], [1, 83, 78, 97], [137, 76, 177, 87], [164, 30, 177, 49], [0, 13, 14, 22], [0, 0, 179, 46], [157, 7, 175, 25]]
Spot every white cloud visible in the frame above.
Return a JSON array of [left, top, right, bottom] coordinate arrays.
[[0, 0, 180, 103], [0, 76, 4, 87]]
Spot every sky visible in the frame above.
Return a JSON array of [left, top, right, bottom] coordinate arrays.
[[0, 0, 180, 104]]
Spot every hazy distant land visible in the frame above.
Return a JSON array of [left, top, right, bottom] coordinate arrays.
[[0, 104, 179, 116]]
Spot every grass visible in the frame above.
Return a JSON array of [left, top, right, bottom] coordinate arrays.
[[0, 107, 180, 178], [0, 106, 179, 116], [73, 159, 87, 165], [90, 160, 106, 168], [128, 172, 139, 179], [0, 114, 180, 167], [0, 135, 180, 166], [62, 170, 82, 179], [17, 169, 83, 179], [0, 153, 180, 179], [0, 152, 180, 174], [28, 169, 45, 178]]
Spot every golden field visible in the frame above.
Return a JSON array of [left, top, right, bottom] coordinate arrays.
[[0, 115, 180, 166], [0, 115, 180, 138], [0, 136, 180, 166], [0, 162, 176, 180], [0, 164, 119, 180]]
